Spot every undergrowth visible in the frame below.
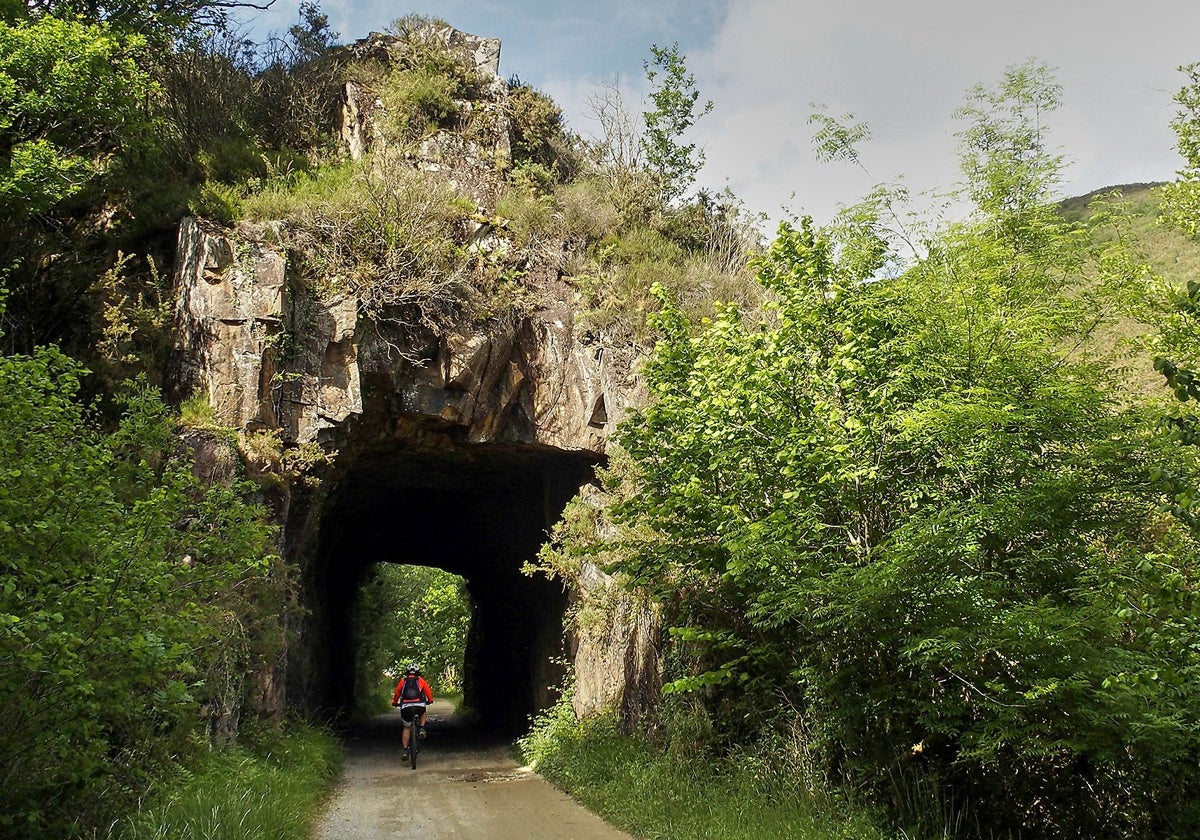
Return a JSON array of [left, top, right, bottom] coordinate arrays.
[[109, 721, 341, 840], [518, 694, 891, 840]]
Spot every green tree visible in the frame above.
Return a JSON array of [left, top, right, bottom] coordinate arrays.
[[23, 0, 273, 41], [641, 42, 712, 203], [0, 14, 157, 352], [1160, 63, 1200, 239], [591, 62, 1200, 838], [0, 16, 152, 219], [0, 351, 284, 837], [1152, 63, 1200, 526], [354, 563, 470, 710]]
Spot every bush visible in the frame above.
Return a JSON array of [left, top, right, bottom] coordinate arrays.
[[506, 79, 582, 178], [380, 65, 462, 142], [0, 353, 286, 837], [555, 178, 620, 244], [189, 181, 242, 225]]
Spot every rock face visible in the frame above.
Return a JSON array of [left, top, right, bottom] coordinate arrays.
[[171, 26, 659, 731], [339, 27, 511, 206], [173, 218, 636, 453]]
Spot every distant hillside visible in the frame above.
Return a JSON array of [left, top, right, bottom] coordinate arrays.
[[1057, 182, 1200, 400], [1060, 182, 1200, 287]]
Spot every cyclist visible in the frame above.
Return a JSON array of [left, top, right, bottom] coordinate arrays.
[[391, 663, 433, 758]]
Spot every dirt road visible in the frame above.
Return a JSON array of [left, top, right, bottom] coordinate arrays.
[[315, 702, 634, 840]]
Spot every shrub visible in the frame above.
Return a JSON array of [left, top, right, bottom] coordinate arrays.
[[0, 355, 284, 837], [506, 79, 582, 178], [188, 181, 242, 225], [495, 185, 556, 249], [555, 179, 620, 244], [262, 159, 477, 328], [380, 65, 462, 142]]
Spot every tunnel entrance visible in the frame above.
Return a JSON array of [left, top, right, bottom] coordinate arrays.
[[302, 444, 597, 734]]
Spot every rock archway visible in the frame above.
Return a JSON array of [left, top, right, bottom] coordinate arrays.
[[172, 214, 665, 735], [302, 445, 597, 732], [170, 24, 662, 730]]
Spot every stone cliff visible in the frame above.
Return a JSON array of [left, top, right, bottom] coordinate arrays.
[[171, 25, 659, 731]]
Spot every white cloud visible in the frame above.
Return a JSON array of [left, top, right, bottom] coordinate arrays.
[[689, 0, 1200, 225]]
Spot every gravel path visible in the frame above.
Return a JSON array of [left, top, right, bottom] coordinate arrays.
[[315, 702, 634, 840]]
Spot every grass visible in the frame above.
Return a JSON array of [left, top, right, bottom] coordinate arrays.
[[239, 160, 360, 221], [109, 721, 341, 840], [518, 701, 891, 840]]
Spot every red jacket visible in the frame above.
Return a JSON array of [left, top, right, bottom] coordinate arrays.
[[392, 675, 433, 705]]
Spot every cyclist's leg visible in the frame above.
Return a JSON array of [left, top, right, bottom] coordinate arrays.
[[400, 706, 413, 749]]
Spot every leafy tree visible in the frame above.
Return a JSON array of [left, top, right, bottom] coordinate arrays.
[[0, 16, 152, 220], [0, 350, 284, 837], [592, 62, 1200, 838], [22, 0, 273, 41], [641, 42, 712, 203], [0, 13, 159, 354], [1159, 63, 1200, 239], [1152, 63, 1200, 526], [286, 0, 337, 63]]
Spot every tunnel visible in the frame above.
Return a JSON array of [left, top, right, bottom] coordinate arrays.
[[298, 443, 598, 734]]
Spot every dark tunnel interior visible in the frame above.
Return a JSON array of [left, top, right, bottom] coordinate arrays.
[[303, 445, 598, 734]]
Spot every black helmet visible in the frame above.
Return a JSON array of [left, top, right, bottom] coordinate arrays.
[[406, 663, 419, 674]]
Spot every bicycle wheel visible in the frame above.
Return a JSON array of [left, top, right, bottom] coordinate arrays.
[[409, 717, 418, 770]]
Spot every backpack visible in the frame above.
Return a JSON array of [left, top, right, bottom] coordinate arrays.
[[400, 675, 422, 701]]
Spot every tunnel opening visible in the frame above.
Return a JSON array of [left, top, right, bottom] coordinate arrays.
[[302, 444, 597, 735], [350, 563, 471, 715]]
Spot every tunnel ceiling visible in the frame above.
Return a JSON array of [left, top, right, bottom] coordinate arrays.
[[321, 444, 598, 578]]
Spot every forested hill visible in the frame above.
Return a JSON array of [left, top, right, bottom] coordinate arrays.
[[1060, 182, 1200, 287]]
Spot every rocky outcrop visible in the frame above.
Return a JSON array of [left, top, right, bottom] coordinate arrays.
[[173, 220, 638, 452], [339, 28, 511, 206], [171, 24, 659, 733]]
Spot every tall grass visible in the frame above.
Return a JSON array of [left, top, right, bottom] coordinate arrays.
[[109, 722, 340, 840], [519, 698, 890, 840]]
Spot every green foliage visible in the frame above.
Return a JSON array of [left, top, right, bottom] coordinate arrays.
[[27, 0, 256, 40], [92, 251, 175, 390], [495, 181, 555, 247], [246, 160, 477, 328], [1146, 66, 1200, 530], [367, 16, 486, 145], [0, 16, 152, 218], [353, 564, 471, 715], [380, 64, 463, 142], [1161, 64, 1200, 239], [507, 78, 581, 178], [190, 180, 243, 225], [641, 42, 712, 203], [954, 60, 1064, 234], [111, 721, 341, 840], [520, 689, 889, 840], [287, 1, 339, 64], [584, 63, 1200, 839], [0, 351, 285, 837]]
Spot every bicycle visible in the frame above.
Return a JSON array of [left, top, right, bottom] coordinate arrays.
[[398, 701, 430, 769]]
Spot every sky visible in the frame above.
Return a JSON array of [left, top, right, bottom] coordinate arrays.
[[237, 0, 1200, 226]]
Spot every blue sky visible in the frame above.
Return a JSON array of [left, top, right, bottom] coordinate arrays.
[[239, 0, 1200, 226]]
